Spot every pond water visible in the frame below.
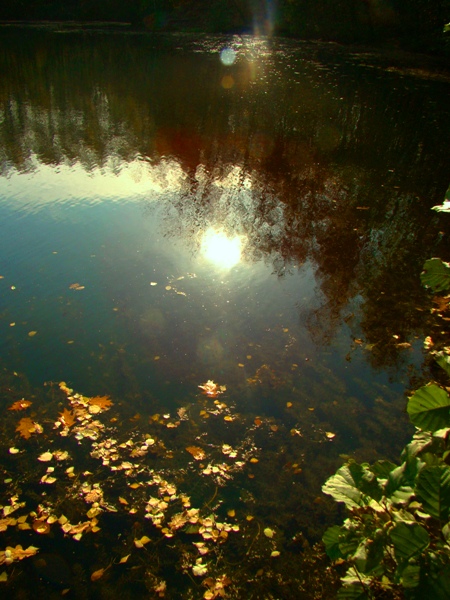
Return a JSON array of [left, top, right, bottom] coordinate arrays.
[[0, 25, 449, 599]]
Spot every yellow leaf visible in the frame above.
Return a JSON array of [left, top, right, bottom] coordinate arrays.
[[134, 535, 151, 548], [119, 554, 130, 564], [38, 452, 53, 462]]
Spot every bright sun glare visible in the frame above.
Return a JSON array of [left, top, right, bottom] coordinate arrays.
[[201, 228, 242, 269]]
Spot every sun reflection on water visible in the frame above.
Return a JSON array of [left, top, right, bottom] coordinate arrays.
[[201, 228, 243, 269]]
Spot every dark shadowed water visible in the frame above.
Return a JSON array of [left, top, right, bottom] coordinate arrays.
[[0, 25, 449, 599]]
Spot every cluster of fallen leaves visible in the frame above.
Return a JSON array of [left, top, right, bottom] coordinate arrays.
[[1, 377, 304, 596], [0, 545, 38, 566]]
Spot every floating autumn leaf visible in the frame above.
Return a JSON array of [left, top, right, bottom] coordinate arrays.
[[91, 565, 111, 581], [186, 446, 207, 460], [58, 408, 75, 428], [37, 451, 53, 462], [134, 535, 151, 548], [32, 520, 51, 535], [192, 558, 208, 576], [198, 380, 226, 398], [16, 417, 43, 440], [0, 545, 39, 565], [8, 399, 32, 411], [119, 554, 131, 564], [89, 395, 113, 410]]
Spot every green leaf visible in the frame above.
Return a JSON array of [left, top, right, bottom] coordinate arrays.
[[386, 454, 424, 496], [389, 521, 430, 562], [401, 430, 432, 460], [442, 522, 450, 543], [407, 384, 450, 431], [421, 258, 450, 293], [370, 460, 397, 479], [323, 525, 344, 560], [338, 568, 371, 599], [322, 463, 379, 509], [399, 563, 421, 588], [390, 486, 415, 505], [418, 562, 450, 600], [436, 352, 450, 377], [348, 462, 383, 501], [415, 465, 450, 521], [322, 466, 366, 508]]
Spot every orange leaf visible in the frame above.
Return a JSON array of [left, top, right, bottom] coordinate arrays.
[[91, 568, 106, 581], [89, 395, 113, 410], [8, 399, 32, 411], [185, 446, 206, 460], [58, 408, 75, 428], [16, 418, 43, 440]]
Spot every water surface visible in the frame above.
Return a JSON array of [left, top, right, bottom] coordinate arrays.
[[0, 27, 449, 598]]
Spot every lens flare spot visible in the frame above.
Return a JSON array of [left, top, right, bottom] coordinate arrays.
[[221, 75, 234, 89], [220, 47, 236, 66]]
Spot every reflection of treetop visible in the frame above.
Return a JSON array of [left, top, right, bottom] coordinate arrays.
[[1, 31, 448, 368]]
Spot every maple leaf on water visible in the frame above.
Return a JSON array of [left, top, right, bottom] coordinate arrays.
[[16, 418, 43, 440], [198, 380, 226, 398], [89, 395, 113, 411], [58, 408, 75, 428], [8, 399, 32, 411]]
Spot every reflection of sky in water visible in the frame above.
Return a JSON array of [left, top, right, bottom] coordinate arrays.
[[0, 157, 421, 425], [0, 155, 184, 204]]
